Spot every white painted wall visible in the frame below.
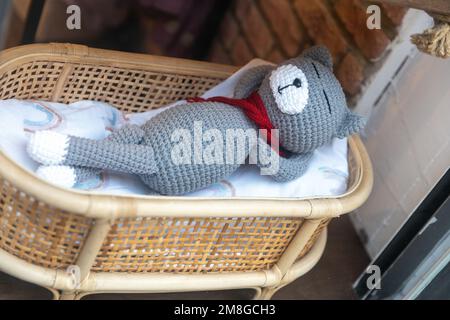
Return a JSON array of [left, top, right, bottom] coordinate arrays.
[[351, 51, 450, 258]]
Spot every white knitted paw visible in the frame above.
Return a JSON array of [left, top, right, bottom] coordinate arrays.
[[28, 131, 69, 165], [36, 166, 76, 188]]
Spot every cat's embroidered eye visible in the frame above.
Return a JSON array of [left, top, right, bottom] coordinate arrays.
[[323, 90, 332, 114], [270, 64, 309, 115], [312, 63, 321, 78], [277, 78, 302, 94]]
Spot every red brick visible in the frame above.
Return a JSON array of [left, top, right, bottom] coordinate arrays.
[[292, 0, 348, 61], [220, 13, 240, 50], [336, 52, 364, 96], [258, 0, 305, 57], [231, 36, 254, 66], [209, 40, 232, 65], [335, 0, 390, 60], [266, 48, 287, 64], [239, 3, 274, 58], [382, 4, 407, 26]]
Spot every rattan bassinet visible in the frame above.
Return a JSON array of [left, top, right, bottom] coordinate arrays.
[[0, 43, 373, 300]]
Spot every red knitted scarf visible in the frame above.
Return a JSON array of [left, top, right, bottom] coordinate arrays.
[[187, 91, 282, 154]]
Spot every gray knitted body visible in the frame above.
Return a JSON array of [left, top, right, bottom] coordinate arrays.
[[28, 46, 366, 195]]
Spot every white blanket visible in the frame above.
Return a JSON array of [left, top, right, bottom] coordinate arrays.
[[0, 59, 348, 198]]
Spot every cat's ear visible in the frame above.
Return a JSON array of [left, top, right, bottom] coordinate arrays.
[[234, 65, 274, 99], [336, 111, 366, 138], [302, 45, 333, 70]]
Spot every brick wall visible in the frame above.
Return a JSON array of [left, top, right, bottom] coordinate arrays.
[[208, 0, 406, 100]]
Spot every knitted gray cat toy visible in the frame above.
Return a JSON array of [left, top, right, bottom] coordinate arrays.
[[27, 46, 365, 195]]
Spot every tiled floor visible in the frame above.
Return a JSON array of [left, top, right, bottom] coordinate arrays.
[[0, 215, 369, 300]]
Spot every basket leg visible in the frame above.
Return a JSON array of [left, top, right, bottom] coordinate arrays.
[[252, 283, 289, 300], [253, 285, 285, 300], [45, 287, 61, 300], [59, 291, 81, 300], [251, 287, 262, 300]]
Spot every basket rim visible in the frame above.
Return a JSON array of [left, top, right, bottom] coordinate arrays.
[[0, 43, 373, 219], [0, 43, 239, 78]]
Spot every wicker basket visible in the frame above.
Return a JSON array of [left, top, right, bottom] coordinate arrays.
[[0, 43, 373, 300]]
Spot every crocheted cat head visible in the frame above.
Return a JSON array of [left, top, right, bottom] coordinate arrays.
[[235, 46, 365, 153]]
